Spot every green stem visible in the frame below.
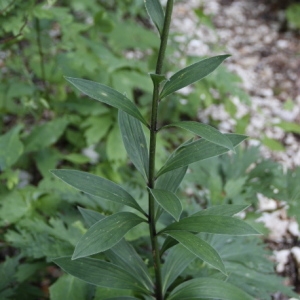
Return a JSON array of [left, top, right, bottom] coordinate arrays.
[[35, 18, 47, 97], [148, 1, 173, 299]]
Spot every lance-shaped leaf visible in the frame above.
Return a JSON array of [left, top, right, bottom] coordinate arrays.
[[192, 204, 249, 217], [160, 206, 248, 253], [160, 215, 259, 236], [0, 124, 23, 171], [157, 134, 247, 177], [72, 212, 145, 259], [164, 121, 234, 151], [65, 77, 147, 126], [160, 236, 178, 255], [160, 55, 230, 99], [165, 231, 226, 274], [78, 207, 105, 227], [160, 205, 251, 254], [154, 140, 190, 221], [49, 274, 88, 300], [107, 240, 154, 292], [168, 277, 254, 300], [155, 166, 187, 221], [155, 166, 187, 193], [78, 208, 153, 292], [51, 170, 145, 215], [161, 244, 195, 294], [145, 0, 164, 36], [149, 188, 182, 221], [53, 256, 149, 294], [119, 110, 149, 181], [156, 139, 192, 192]]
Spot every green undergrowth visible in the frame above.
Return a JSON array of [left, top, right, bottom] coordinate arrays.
[[0, 0, 299, 299]]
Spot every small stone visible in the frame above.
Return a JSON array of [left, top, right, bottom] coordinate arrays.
[[257, 193, 277, 211], [82, 145, 99, 164], [289, 221, 300, 237], [273, 249, 290, 273], [277, 40, 289, 49], [291, 247, 300, 266]]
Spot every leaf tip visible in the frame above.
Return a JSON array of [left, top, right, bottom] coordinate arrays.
[[64, 76, 72, 82], [49, 169, 58, 176], [219, 54, 231, 61], [71, 253, 79, 260], [253, 228, 263, 235]]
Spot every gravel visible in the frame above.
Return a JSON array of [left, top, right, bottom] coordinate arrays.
[[171, 0, 300, 168], [171, 1, 300, 297]]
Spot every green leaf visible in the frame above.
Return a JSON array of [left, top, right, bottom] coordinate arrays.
[[0, 256, 19, 299], [51, 170, 145, 214], [24, 117, 68, 152], [81, 115, 112, 146], [78, 207, 104, 228], [224, 176, 248, 199], [65, 77, 147, 126], [63, 153, 90, 164], [78, 208, 153, 291], [157, 134, 247, 177], [212, 235, 298, 299], [149, 189, 182, 221], [150, 73, 167, 85], [0, 191, 30, 226], [155, 166, 187, 221], [118, 110, 149, 181], [161, 215, 259, 236], [53, 256, 148, 293], [49, 274, 88, 300], [72, 212, 145, 259], [165, 121, 234, 151], [4, 220, 75, 259], [160, 236, 178, 255], [155, 166, 188, 193], [35, 148, 61, 177], [155, 140, 193, 192], [106, 125, 127, 162], [262, 136, 285, 151], [0, 125, 23, 171], [192, 204, 249, 217], [160, 55, 230, 99], [108, 19, 157, 52], [107, 240, 154, 292], [165, 231, 226, 274], [160, 205, 248, 254], [161, 244, 195, 294], [168, 278, 254, 300], [276, 121, 300, 134], [144, 0, 165, 36], [94, 11, 114, 33]]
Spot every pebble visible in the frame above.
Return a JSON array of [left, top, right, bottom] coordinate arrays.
[[172, 0, 300, 169], [274, 249, 290, 273]]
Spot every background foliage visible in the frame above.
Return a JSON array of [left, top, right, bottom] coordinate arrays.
[[0, 0, 299, 299]]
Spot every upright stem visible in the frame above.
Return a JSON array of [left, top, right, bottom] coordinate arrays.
[[148, 1, 173, 299]]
